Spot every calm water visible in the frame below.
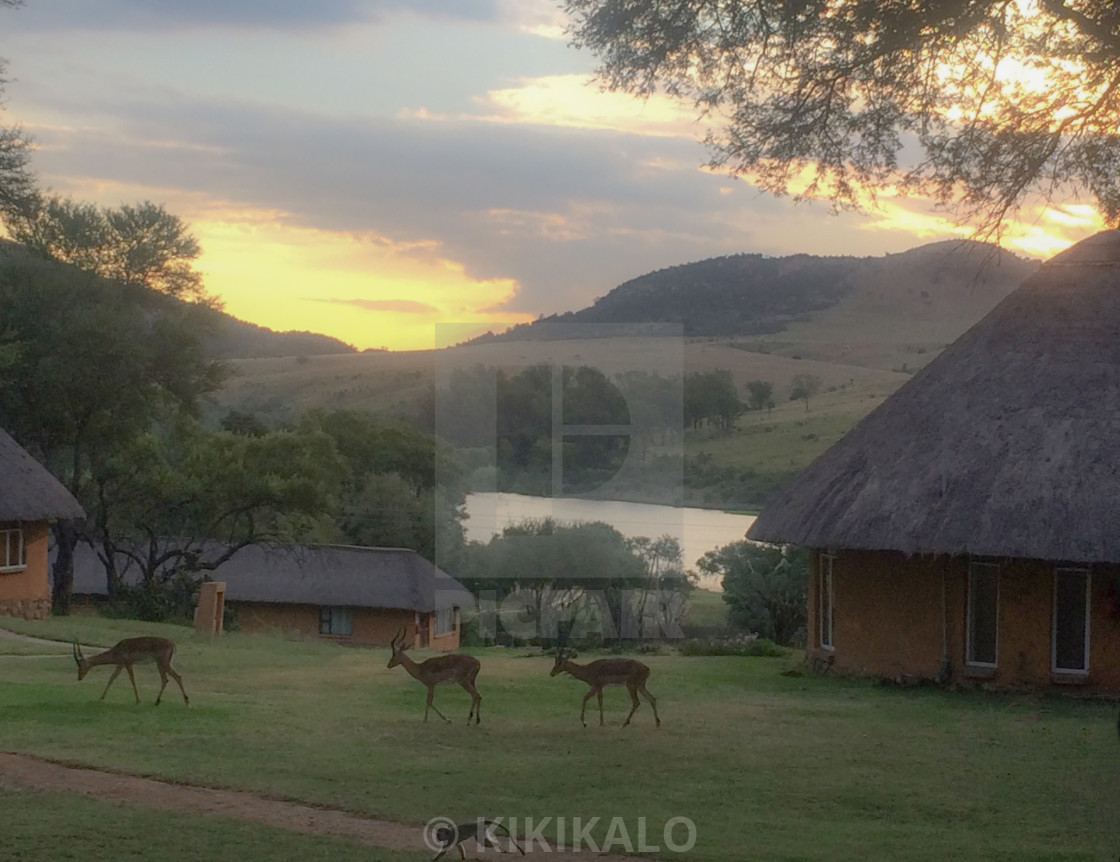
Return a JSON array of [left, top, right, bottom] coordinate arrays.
[[463, 492, 756, 590]]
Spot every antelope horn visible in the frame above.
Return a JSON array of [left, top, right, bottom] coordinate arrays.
[[72, 637, 83, 666], [390, 628, 404, 650]]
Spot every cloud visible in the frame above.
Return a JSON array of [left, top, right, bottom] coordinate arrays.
[[313, 297, 439, 314], [471, 74, 704, 138], [20, 85, 782, 312], [6, 0, 499, 32]]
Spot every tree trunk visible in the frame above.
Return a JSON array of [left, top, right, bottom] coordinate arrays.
[[51, 520, 79, 615]]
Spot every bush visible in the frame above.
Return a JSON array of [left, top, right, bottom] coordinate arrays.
[[104, 572, 202, 623], [677, 634, 788, 657], [697, 541, 807, 645]]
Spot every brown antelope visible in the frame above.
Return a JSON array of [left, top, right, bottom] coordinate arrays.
[[73, 637, 189, 706], [551, 648, 660, 727], [387, 629, 481, 724]]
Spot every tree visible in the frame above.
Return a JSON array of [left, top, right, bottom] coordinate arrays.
[[458, 519, 651, 644], [789, 373, 821, 412], [87, 423, 344, 617], [698, 541, 807, 645], [0, 1, 36, 221], [7, 197, 210, 301], [305, 409, 468, 562], [0, 255, 223, 611], [565, 0, 1120, 232], [627, 534, 694, 636], [684, 368, 742, 430], [745, 379, 774, 412]]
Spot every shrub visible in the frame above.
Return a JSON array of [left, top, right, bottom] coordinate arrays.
[[697, 541, 807, 645], [677, 634, 788, 657]]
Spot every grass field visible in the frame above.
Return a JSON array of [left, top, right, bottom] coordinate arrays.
[[210, 338, 909, 509], [1, 615, 1117, 861], [0, 786, 417, 862]]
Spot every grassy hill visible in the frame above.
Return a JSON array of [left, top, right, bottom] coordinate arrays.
[[209, 241, 1040, 508], [477, 240, 1037, 367], [201, 308, 356, 359]]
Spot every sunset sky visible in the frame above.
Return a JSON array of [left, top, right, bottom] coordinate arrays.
[[0, 0, 1106, 351]]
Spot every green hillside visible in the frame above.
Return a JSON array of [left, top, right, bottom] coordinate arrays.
[[209, 241, 1040, 508]]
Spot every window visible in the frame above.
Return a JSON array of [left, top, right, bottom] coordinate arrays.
[[967, 562, 999, 666], [819, 553, 835, 649], [319, 607, 353, 636], [1052, 568, 1090, 674], [434, 607, 456, 635], [0, 528, 25, 572]]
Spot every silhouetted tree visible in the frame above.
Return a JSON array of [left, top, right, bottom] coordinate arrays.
[[566, 0, 1120, 231]]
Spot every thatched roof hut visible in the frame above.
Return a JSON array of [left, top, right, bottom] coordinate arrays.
[[749, 230, 1120, 563], [68, 541, 474, 614], [0, 427, 84, 521]]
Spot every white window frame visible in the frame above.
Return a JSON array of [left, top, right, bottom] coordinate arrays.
[[319, 606, 353, 636], [819, 553, 835, 650], [434, 607, 456, 636], [966, 562, 999, 668], [1051, 567, 1091, 675], [0, 527, 26, 573]]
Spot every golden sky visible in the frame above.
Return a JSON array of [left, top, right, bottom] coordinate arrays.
[[1, 2, 1104, 351]]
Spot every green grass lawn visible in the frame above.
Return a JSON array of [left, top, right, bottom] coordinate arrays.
[[0, 786, 417, 862], [1, 615, 1117, 861], [683, 589, 728, 633]]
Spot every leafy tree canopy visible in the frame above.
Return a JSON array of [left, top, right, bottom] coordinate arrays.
[[6, 197, 210, 301], [565, 0, 1120, 230], [698, 540, 808, 645], [0, 1, 35, 221]]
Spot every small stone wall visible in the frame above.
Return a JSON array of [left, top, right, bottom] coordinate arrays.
[[0, 596, 51, 620]]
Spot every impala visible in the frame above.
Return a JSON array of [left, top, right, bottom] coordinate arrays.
[[73, 637, 189, 706], [551, 648, 660, 727], [387, 629, 481, 724]]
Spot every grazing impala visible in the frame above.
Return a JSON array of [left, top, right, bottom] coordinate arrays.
[[73, 637, 189, 706], [387, 629, 482, 724], [551, 648, 660, 728]]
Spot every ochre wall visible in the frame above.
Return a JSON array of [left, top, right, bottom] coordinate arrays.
[[0, 522, 51, 619], [230, 602, 461, 649], [808, 549, 1120, 692]]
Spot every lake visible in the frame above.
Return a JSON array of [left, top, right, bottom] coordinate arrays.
[[463, 492, 756, 591]]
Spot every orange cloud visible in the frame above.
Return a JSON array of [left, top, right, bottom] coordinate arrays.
[[402, 73, 702, 139]]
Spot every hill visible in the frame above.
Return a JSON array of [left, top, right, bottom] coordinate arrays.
[[0, 238, 356, 360], [475, 240, 1038, 368], [200, 308, 356, 359], [208, 241, 1042, 508]]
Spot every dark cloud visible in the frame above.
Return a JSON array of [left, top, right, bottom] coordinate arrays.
[[8, 0, 498, 32], [24, 87, 811, 314]]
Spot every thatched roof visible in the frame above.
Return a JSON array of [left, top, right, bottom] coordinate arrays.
[[0, 427, 85, 521], [748, 230, 1120, 564], [67, 541, 474, 612]]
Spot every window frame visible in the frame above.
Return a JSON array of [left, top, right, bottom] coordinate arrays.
[[319, 606, 354, 637], [818, 552, 835, 650], [1051, 567, 1091, 676], [434, 606, 456, 636], [966, 561, 999, 668], [0, 527, 26, 573]]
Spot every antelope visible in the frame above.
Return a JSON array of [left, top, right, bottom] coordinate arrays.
[[430, 819, 524, 861], [73, 637, 189, 706], [550, 648, 660, 728], [387, 629, 481, 724]]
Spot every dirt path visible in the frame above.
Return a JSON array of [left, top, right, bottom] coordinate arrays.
[[0, 752, 655, 860]]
